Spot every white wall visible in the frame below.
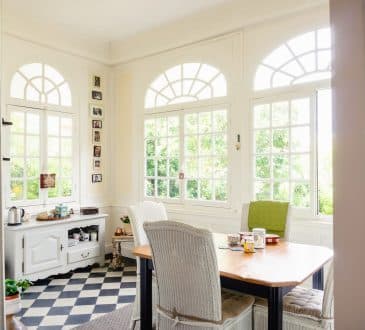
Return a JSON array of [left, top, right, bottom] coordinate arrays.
[[111, 5, 333, 248]]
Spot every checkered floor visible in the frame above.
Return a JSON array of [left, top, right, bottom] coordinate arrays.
[[16, 259, 137, 330]]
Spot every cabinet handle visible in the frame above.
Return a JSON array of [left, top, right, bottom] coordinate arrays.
[[81, 252, 90, 258], [60, 244, 64, 251], [2, 157, 10, 161]]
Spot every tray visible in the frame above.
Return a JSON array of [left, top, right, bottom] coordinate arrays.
[[36, 215, 71, 221]]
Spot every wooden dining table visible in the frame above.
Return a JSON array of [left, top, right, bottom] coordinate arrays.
[[133, 233, 333, 330]]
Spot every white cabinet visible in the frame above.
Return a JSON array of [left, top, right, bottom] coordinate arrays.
[[5, 214, 106, 281], [24, 229, 66, 275]]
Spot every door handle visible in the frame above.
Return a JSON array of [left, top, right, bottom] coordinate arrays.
[[60, 244, 64, 251], [2, 157, 10, 161]]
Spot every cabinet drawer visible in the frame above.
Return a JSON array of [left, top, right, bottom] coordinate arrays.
[[68, 244, 100, 264]]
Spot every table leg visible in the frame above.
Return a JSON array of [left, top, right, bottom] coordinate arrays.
[[140, 257, 153, 330], [268, 287, 283, 330], [313, 267, 324, 290]]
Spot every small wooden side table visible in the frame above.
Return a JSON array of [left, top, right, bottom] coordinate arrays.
[[111, 234, 134, 270]]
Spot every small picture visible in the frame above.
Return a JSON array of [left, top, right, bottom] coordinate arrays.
[[93, 75, 101, 88], [93, 159, 101, 170], [92, 120, 102, 128], [94, 145, 101, 157], [91, 90, 102, 101], [90, 104, 103, 118], [40, 173, 56, 188], [92, 174, 102, 183], [93, 129, 101, 143]]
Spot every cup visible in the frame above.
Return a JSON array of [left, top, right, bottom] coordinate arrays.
[[91, 232, 97, 242]]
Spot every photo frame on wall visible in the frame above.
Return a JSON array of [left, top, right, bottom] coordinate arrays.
[[89, 104, 103, 119], [92, 173, 102, 183], [91, 90, 102, 101], [92, 120, 102, 129], [94, 145, 101, 157], [92, 75, 101, 89], [92, 129, 101, 144], [93, 159, 101, 170]]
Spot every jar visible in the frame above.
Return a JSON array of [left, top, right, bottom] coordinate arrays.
[[253, 228, 266, 249], [244, 236, 255, 253], [90, 232, 98, 242]]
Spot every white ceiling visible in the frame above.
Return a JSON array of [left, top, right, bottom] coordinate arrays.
[[4, 0, 229, 43]]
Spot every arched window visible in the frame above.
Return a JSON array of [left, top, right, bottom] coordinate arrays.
[[254, 28, 331, 90], [252, 28, 333, 216], [145, 63, 227, 109], [10, 63, 72, 106], [143, 63, 229, 204]]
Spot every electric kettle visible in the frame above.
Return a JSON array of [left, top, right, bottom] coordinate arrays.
[[8, 206, 25, 226]]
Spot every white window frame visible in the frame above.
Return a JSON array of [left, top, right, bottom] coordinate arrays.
[[5, 104, 79, 208], [250, 81, 332, 219], [143, 103, 231, 208]]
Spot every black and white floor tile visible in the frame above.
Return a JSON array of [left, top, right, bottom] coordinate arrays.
[[16, 259, 137, 330]]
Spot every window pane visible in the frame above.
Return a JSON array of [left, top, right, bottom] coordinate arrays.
[[10, 135, 24, 156], [11, 158, 24, 178], [185, 113, 198, 134], [199, 135, 212, 155], [27, 136, 40, 157], [291, 154, 310, 180], [273, 155, 289, 179], [61, 138, 72, 157], [146, 159, 155, 176], [199, 158, 213, 178], [255, 181, 271, 200], [48, 116, 59, 135], [168, 117, 179, 136], [48, 158, 60, 176], [255, 156, 270, 179], [169, 158, 179, 177], [214, 134, 227, 156], [255, 130, 270, 153], [214, 157, 227, 179], [317, 89, 333, 215], [61, 118, 73, 137], [213, 110, 227, 132], [254, 104, 270, 128], [291, 126, 310, 152], [26, 113, 40, 134], [187, 180, 198, 199], [156, 138, 167, 157], [169, 180, 180, 198], [199, 112, 212, 134], [186, 158, 198, 177], [272, 101, 289, 127], [156, 117, 167, 137], [48, 187, 58, 198], [157, 159, 167, 177], [215, 180, 227, 201], [273, 182, 289, 201], [27, 179, 39, 200], [144, 119, 155, 138], [185, 136, 198, 156], [26, 158, 40, 178], [273, 129, 289, 153], [146, 179, 155, 197], [145, 140, 155, 157], [200, 179, 212, 200], [291, 98, 310, 125], [168, 137, 179, 157], [61, 159, 72, 178], [157, 179, 167, 197], [48, 137, 60, 157], [11, 180, 23, 200], [61, 179, 72, 197], [11, 112, 25, 133], [292, 183, 310, 207]]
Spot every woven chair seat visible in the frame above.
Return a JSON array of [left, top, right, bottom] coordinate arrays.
[[221, 289, 255, 323]]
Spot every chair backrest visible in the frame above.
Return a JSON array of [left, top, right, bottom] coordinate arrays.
[[144, 221, 222, 322], [240, 202, 292, 240], [128, 201, 168, 246], [322, 262, 334, 319]]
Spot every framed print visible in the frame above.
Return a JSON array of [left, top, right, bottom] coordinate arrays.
[[93, 159, 101, 170], [92, 129, 101, 143], [92, 120, 102, 128], [90, 104, 103, 118], [94, 145, 101, 157], [93, 75, 101, 89], [40, 173, 56, 188], [92, 173, 102, 183], [91, 90, 102, 101]]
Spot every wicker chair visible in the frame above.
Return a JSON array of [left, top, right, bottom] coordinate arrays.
[[128, 201, 168, 329], [144, 221, 254, 330], [253, 264, 334, 330], [241, 202, 292, 240]]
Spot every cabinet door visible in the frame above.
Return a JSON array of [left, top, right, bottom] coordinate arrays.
[[24, 229, 66, 275]]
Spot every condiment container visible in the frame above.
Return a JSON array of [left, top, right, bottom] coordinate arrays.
[[90, 232, 98, 242], [227, 233, 240, 246], [253, 228, 266, 249], [244, 236, 255, 253]]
